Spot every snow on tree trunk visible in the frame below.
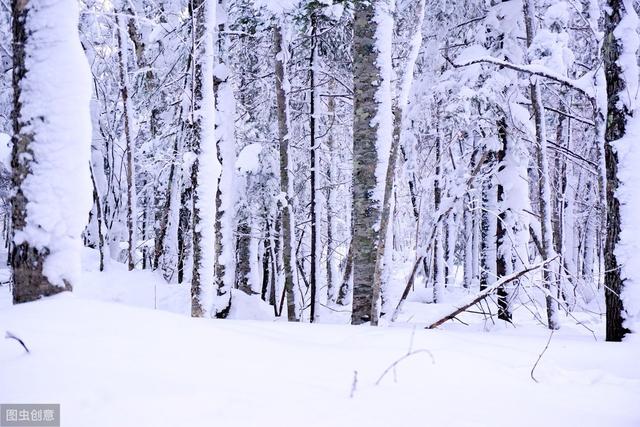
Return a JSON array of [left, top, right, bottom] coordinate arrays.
[[115, 12, 137, 272], [371, 0, 425, 324], [235, 209, 252, 295], [480, 157, 497, 292], [189, 0, 219, 318], [603, 0, 639, 341], [325, 79, 337, 304], [463, 195, 474, 289], [496, 118, 511, 321], [351, 0, 393, 325], [523, 0, 559, 330], [309, 12, 319, 322], [212, 11, 237, 317], [433, 127, 445, 302], [273, 22, 299, 322], [11, 0, 93, 303]]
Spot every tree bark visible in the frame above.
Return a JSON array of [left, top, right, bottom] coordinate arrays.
[[496, 117, 511, 321], [212, 6, 235, 318], [274, 23, 298, 322], [351, 0, 388, 325], [309, 12, 318, 322], [11, 0, 91, 303], [602, 0, 634, 341], [189, 0, 218, 318], [523, 0, 559, 330], [115, 13, 137, 272]]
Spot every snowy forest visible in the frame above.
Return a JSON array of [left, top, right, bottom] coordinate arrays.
[[0, 0, 639, 425]]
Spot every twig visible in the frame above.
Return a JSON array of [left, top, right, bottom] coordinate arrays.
[[375, 349, 435, 386], [531, 330, 554, 383], [5, 331, 30, 354], [350, 370, 358, 398]]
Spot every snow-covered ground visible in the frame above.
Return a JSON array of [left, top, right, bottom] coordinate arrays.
[[0, 252, 639, 427]]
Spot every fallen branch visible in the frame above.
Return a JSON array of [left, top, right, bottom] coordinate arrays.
[[5, 331, 30, 353], [390, 256, 424, 322], [426, 257, 558, 329]]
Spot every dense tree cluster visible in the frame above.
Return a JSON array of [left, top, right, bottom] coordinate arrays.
[[1, 0, 638, 341]]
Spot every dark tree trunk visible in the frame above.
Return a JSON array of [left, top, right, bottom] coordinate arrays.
[[177, 184, 191, 284], [336, 243, 353, 306], [479, 151, 496, 292], [309, 12, 318, 322], [235, 214, 252, 295], [89, 163, 106, 272], [602, 0, 632, 342], [495, 117, 511, 321]]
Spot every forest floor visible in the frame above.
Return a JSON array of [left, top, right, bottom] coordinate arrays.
[[0, 250, 639, 427]]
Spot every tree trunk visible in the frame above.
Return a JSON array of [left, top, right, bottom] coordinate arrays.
[[189, 0, 218, 318], [433, 130, 445, 302], [115, 13, 137, 272], [212, 8, 236, 318], [11, 0, 92, 303], [602, 0, 636, 341], [89, 163, 106, 272], [479, 157, 497, 292], [235, 209, 252, 295], [336, 242, 353, 306], [523, 0, 559, 330], [274, 23, 299, 322], [153, 137, 179, 273], [309, 12, 318, 322], [496, 117, 511, 321], [325, 81, 336, 304], [351, 0, 392, 325]]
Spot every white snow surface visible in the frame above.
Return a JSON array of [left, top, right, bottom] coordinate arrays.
[[0, 249, 639, 426], [1, 291, 638, 426], [13, 0, 93, 287]]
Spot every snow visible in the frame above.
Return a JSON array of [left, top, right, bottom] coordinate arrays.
[[613, 0, 640, 332], [1, 283, 638, 427], [212, 64, 237, 314], [397, 0, 425, 112], [613, 0, 639, 112], [254, 0, 299, 15], [371, 0, 395, 219], [0, 132, 9, 170], [190, 0, 220, 316], [75, 248, 274, 318], [13, 0, 93, 287], [235, 143, 263, 174]]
